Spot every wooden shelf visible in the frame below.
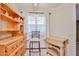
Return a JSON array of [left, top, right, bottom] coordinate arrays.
[[0, 29, 19, 32], [0, 24, 19, 31], [47, 49, 59, 56], [0, 27, 19, 32], [0, 13, 19, 23], [1, 3, 23, 19]]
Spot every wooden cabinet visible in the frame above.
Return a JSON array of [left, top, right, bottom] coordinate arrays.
[[0, 36, 26, 56], [45, 36, 69, 56], [0, 3, 26, 56]]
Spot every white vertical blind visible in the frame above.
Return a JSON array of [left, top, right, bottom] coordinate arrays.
[[27, 13, 46, 38]]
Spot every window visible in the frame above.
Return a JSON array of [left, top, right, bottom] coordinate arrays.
[[28, 14, 46, 38]]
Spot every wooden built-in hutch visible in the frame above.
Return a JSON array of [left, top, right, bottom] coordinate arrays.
[[0, 3, 26, 56]]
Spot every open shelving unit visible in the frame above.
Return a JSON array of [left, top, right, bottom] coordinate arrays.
[[0, 3, 26, 56]]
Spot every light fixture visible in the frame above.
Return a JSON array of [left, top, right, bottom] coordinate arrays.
[[34, 3, 38, 7]]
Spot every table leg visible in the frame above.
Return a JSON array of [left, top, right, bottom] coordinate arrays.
[[39, 41, 41, 56]]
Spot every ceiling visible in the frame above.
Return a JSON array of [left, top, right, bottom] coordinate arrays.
[[11, 3, 61, 12]]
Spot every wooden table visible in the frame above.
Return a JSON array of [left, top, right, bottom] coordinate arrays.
[[45, 36, 69, 56]]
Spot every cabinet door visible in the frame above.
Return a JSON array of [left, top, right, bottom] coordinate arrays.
[[15, 45, 25, 56], [6, 42, 17, 55], [6, 38, 23, 55], [0, 45, 5, 56]]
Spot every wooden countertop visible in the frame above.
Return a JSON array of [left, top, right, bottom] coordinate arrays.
[[0, 35, 23, 45], [46, 36, 68, 42], [45, 36, 69, 48]]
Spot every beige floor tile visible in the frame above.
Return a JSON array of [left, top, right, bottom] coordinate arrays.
[[24, 49, 50, 56]]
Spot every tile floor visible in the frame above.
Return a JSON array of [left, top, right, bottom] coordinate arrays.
[[24, 49, 50, 56]]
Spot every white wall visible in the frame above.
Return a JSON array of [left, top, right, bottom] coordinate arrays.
[[24, 12, 28, 35], [50, 4, 76, 56]]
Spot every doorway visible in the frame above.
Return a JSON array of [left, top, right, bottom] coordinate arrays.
[[76, 20, 79, 56]]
